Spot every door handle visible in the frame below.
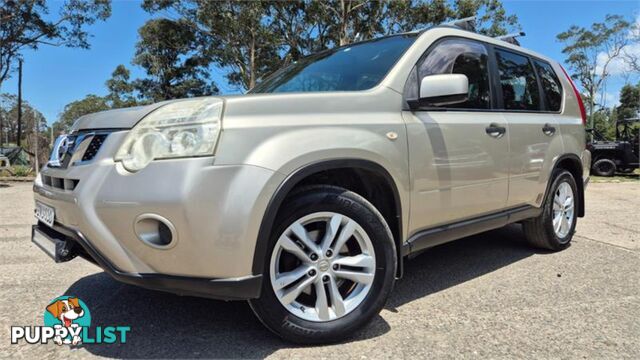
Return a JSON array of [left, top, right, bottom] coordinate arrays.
[[485, 124, 506, 138], [542, 123, 556, 136]]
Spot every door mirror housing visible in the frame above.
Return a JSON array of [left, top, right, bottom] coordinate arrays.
[[417, 74, 469, 107]]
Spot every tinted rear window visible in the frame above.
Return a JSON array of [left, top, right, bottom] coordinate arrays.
[[534, 61, 563, 111], [495, 49, 541, 111]]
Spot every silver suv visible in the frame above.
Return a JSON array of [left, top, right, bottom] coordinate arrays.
[[32, 26, 590, 343]]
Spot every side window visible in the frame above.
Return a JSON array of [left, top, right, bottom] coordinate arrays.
[[495, 49, 541, 111], [418, 39, 491, 109], [534, 61, 562, 111]]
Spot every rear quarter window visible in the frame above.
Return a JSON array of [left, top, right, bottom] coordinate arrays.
[[534, 61, 563, 112]]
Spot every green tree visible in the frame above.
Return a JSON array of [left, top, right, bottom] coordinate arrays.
[[617, 82, 640, 120], [0, 0, 111, 89], [144, 0, 281, 91], [53, 94, 110, 133], [0, 94, 48, 148], [105, 65, 139, 108], [270, 0, 514, 59], [557, 14, 632, 128], [453, 0, 519, 36], [144, 0, 519, 92], [132, 18, 218, 101], [0, 93, 17, 146]]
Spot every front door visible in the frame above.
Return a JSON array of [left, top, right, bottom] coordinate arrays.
[[404, 38, 509, 234]]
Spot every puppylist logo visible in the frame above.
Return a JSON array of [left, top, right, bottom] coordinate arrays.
[[11, 296, 130, 346]]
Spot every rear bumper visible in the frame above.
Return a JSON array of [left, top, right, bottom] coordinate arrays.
[[32, 222, 263, 300], [582, 149, 591, 188]]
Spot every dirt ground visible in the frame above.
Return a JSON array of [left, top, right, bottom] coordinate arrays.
[[0, 181, 638, 359]]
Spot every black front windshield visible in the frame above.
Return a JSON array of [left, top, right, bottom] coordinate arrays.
[[250, 34, 417, 94]]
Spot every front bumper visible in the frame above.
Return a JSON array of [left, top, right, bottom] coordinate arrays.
[[33, 130, 285, 296], [32, 222, 262, 300]]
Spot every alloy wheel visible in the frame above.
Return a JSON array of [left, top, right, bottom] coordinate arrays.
[[552, 182, 575, 239], [269, 212, 376, 322]]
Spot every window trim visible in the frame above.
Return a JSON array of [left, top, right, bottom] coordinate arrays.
[[532, 59, 564, 113], [404, 36, 495, 112], [493, 47, 544, 112], [404, 36, 564, 114]]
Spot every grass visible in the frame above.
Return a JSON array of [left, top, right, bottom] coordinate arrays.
[[0, 165, 33, 178], [590, 169, 640, 183]]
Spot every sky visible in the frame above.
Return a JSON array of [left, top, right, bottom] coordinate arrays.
[[2, 0, 639, 125]]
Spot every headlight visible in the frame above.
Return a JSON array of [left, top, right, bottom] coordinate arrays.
[[115, 98, 223, 172]]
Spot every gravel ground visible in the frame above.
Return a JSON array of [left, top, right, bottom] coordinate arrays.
[[0, 181, 638, 359]]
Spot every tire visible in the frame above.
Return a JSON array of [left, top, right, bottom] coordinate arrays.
[[249, 185, 397, 344], [591, 158, 616, 177], [523, 169, 578, 251]]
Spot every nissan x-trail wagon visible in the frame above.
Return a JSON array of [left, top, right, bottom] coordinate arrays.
[[33, 25, 590, 343]]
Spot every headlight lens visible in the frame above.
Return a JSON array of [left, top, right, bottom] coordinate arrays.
[[115, 98, 223, 171]]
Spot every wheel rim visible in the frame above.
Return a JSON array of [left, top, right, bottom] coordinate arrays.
[[597, 161, 614, 173], [270, 212, 376, 322], [552, 182, 575, 239]]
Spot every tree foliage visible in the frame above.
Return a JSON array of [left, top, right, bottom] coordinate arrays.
[[53, 94, 110, 133], [0, 93, 48, 144], [557, 14, 632, 127], [51, 0, 521, 131], [105, 65, 139, 108], [0, 0, 111, 89], [132, 18, 218, 101], [143, 0, 519, 91], [617, 82, 640, 120]]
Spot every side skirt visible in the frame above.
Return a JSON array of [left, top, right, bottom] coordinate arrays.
[[402, 205, 542, 257]]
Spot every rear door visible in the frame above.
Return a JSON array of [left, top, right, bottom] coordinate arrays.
[[403, 38, 510, 232], [492, 49, 564, 207]]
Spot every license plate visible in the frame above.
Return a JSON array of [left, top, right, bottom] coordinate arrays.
[[32, 227, 57, 260], [35, 201, 55, 227]]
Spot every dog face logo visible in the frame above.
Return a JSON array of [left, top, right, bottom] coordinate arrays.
[[46, 297, 84, 327], [43, 296, 91, 346]]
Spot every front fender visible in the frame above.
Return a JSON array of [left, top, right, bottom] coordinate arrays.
[[215, 119, 411, 276]]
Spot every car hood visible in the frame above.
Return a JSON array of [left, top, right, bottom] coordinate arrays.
[[71, 100, 176, 131], [71, 89, 399, 131]]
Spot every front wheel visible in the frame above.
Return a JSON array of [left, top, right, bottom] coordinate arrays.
[[249, 186, 396, 344]]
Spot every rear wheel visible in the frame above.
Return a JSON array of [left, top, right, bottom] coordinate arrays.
[[591, 158, 616, 177], [523, 170, 578, 251], [618, 167, 635, 174], [249, 186, 396, 344]]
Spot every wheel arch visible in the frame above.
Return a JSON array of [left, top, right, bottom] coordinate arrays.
[[252, 159, 405, 278], [549, 154, 585, 217]]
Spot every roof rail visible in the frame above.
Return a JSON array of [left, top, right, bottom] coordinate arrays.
[[495, 31, 526, 46], [443, 16, 477, 31]]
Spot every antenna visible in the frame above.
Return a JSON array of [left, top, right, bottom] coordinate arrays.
[[443, 16, 477, 31], [495, 31, 526, 46]]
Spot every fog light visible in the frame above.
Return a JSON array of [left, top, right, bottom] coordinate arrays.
[[134, 214, 177, 249]]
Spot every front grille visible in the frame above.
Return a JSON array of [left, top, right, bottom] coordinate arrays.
[[82, 134, 108, 161], [50, 131, 111, 168], [42, 175, 79, 191]]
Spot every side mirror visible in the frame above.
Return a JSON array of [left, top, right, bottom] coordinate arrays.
[[418, 74, 469, 107]]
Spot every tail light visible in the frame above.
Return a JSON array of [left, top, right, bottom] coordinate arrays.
[[560, 65, 587, 126]]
